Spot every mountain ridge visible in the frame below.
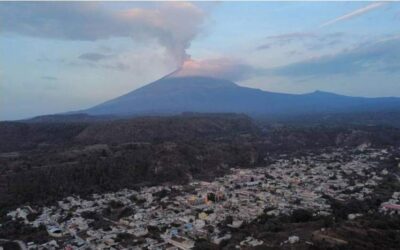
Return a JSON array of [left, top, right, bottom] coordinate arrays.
[[81, 76, 400, 117]]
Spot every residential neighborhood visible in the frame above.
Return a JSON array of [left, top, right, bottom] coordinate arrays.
[[3, 147, 399, 249]]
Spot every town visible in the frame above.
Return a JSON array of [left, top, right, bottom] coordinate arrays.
[[3, 146, 400, 249]]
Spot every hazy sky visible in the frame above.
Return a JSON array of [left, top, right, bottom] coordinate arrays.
[[1, 1, 400, 120]]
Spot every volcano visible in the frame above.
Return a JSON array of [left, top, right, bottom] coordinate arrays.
[[82, 76, 400, 117]]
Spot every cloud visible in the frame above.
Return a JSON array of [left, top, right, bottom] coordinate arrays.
[[272, 36, 400, 77], [171, 58, 262, 81], [258, 32, 315, 48], [37, 55, 131, 72], [41, 76, 58, 81], [320, 2, 387, 28], [305, 32, 346, 50], [0, 2, 206, 66], [257, 32, 345, 50], [266, 32, 316, 41], [256, 44, 271, 50], [101, 62, 131, 71], [79, 52, 113, 61]]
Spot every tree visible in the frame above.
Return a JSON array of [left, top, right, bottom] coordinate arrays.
[[290, 209, 313, 223]]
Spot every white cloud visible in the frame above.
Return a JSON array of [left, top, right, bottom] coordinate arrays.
[[320, 2, 386, 28]]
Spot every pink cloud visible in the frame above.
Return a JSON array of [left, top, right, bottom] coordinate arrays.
[[171, 58, 257, 81]]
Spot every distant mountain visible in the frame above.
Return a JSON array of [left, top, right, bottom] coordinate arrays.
[[25, 113, 116, 123], [82, 76, 400, 117]]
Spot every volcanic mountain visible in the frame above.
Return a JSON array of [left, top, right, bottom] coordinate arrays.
[[82, 76, 400, 117]]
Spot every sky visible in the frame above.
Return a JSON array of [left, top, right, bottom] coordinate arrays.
[[1, 1, 400, 120]]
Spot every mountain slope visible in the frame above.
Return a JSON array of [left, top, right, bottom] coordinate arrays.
[[84, 76, 400, 116]]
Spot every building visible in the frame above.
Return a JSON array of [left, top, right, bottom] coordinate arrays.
[[167, 236, 195, 250]]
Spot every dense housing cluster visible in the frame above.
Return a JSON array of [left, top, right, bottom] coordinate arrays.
[[4, 147, 399, 249]]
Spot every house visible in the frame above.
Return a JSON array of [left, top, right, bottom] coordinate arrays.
[[212, 233, 231, 245], [228, 220, 243, 228], [133, 227, 148, 237], [167, 236, 195, 250], [381, 203, 400, 212], [188, 196, 207, 206], [47, 225, 63, 237]]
